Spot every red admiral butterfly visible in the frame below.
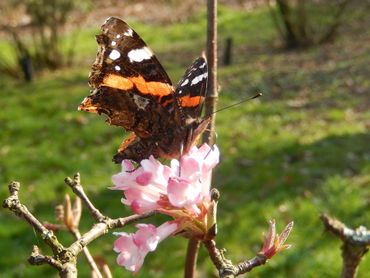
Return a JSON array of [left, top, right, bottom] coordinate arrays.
[[79, 17, 209, 163]]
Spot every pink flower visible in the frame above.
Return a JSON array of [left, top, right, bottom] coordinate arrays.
[[112, 160, 141, 190], [112, 144, 220, 272], [172, 144, 219, 197], [113, 222, 178, 272], [112, 144, 219, 218], [112, 156, 172, 214], [259, 220, 294, 259]]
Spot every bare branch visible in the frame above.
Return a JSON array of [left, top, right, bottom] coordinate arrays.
[[203, 0, 219, 145], [3, 178, 155, 278], [64, 173, 106, 222], [67, 211, 155, 257], [71, 229, 103, 278], [204, 219, 293, 277], [321, 214, 370, 245], [28, 245, 64, 270], [320, 213, 370, 278], [236, 255, 268, 274], [203, 239, 268, 278], [3, 182, 65, 254], [51, 193, 102, 277]]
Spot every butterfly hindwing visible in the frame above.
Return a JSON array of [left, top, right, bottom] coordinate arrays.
[[175, 57, 208, 121]]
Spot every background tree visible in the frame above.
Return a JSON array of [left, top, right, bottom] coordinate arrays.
[[0, 0, 91, 80], [267, 0, 353, 48]]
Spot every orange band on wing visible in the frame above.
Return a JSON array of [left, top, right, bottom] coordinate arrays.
[[179, 95, 203, 107], [131, 76, 173, 96], [102, 74, 173, 97], [102, 74, 134, 90]]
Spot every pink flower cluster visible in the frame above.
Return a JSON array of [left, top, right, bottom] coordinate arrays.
[[112, 144, 219, 272]]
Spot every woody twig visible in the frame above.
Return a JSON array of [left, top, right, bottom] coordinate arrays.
[[2, 175, 155, 278], [320, 213, 370, 278], [203, 218, 293, 278], [204, 239, 268, 278]]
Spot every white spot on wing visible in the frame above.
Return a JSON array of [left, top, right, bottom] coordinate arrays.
[[111, 41, 117, 46], [124, 29, 133, 37], [127, 47, 153, 63], [116, 34, 121, 39], [200, 62, 206, 68], [191, 72, 208, 85], [109, 49, 121, 60], [181, 79, 189, 86], [115, 65, 121, 71]]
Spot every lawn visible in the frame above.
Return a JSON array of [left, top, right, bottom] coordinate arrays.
[[0, 4, 369, 278]]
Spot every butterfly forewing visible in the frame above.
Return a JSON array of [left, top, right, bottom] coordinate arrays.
[[80, 17, 175, 115], [91, 17, 173, 88]]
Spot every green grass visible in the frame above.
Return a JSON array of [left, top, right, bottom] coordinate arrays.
[[1, 4, 369, 278]]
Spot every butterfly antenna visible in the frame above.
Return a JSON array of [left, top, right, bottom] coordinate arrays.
[[209, 92, 262, 116]]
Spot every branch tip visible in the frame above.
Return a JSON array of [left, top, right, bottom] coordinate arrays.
[[64, 177, 74, 186], [320, 213, 369, 278], [28, 245, 63, 270], [210, 188, 220, 201], [73, 173, 81, 184], [9, 181, 20, 195]]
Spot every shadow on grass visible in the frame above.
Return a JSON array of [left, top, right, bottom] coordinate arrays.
[[218, 131, 369, 203], [209, 132, 369, 277]]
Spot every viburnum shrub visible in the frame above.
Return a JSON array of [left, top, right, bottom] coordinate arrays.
[[112, 144, 220, 271], [111, 143, 293, 272]]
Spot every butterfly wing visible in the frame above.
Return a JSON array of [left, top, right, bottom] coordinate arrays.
[[79, 17, 175, 138], [170, 57, 210, 155], [174, 57, 208, 123], [78, 17, 179, 162]]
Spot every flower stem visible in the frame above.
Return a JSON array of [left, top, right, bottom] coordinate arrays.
[[184, 239, 201, 278]]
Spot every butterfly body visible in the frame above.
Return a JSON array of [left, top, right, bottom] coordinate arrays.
[[79, 17, 209, 163]]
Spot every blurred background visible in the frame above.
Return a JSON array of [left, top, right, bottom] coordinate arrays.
[[0, 0, 369, 277]]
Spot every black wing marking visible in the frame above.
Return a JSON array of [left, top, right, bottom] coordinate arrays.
[[174, 57, 208, 121]]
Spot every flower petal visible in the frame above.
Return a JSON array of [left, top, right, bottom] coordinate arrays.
[[168, 177, 201, 213], [113, 222, 178, 273], [123, 188, 161, 214], [113, 233, 146, 273]]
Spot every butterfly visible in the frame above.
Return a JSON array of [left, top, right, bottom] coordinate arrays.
[[79, 17, 209, 163]]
